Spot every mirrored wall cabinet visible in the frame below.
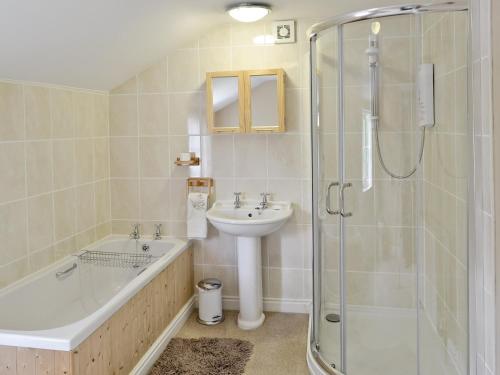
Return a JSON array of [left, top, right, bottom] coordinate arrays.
[[206, 69, 285, 133]]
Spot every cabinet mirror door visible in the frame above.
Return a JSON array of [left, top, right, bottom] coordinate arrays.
[[245, 69, 285, 133], [206, 71, 245, 133]]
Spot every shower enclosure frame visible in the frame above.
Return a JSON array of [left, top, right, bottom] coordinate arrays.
[[307, 2, 475, 374]]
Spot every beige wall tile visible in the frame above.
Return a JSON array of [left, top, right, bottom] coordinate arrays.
[[93, 94, 109, 137], [0, 142, 26, 203], [0, 200, 27, 265], [168, 179, 187, 221], [110, 95, 138, 136], [29, 246, 55, 273], [168, 93, 201, 135], [0, 258, 29, 289], [111, 179, 139, 219], [268, 134, 303, 178], [140, 136, 170, 178], [138, 60, 168, 93], [199, 47, 231, 74], [110, 137, 138, 178], [75, 138, 94, 184], [28, 193, 54, 252], [95, 180, 111, 224], [265, 223, 305, 269], [26, 140, 53, 196], [51, 88, 75, 138], [53, 139, 75, 190], [234, 134, 267, 178], [94, 137, 109, 180], [53, 236, 76, 260], [74, 92, 95, 137], [201, 135, 234, 178], [203, 226, 236, 265], [75, 184, 95, 232], [138, 94, 169, 135], [168, 49, 200, 92], [53, 188, 76, 241], [267, 268, 303, 299], [76, 227, 96, 249], [25, 85, 51, 139], [140, 179, 170, 221], [0, 82, 24, 141]]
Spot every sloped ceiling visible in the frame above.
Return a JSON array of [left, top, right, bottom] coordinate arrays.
[[0, 0, 403, 91]]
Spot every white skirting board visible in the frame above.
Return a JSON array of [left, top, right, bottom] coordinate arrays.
[[131, 296, 195, 375], [195, 295, 312, 314]]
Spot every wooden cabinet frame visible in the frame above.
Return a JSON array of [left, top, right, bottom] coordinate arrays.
[[206, 69, 285, 134], [206, 71, 245, 133], [244, 69, 285, 133]]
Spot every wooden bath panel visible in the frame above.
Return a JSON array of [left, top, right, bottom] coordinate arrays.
[[0, 246, 193, 375]]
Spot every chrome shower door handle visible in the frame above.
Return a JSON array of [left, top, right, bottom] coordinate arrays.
[[326, 181, 340, 215], [340, 182, 353, 218]]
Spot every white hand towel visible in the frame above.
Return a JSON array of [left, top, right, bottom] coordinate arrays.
[[187, 192, 208, 239]]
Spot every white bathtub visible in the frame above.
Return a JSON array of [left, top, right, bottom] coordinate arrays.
[[0, 235, 190, 351]]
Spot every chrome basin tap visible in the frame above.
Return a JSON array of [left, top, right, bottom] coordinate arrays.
[[234, 192, 242, 209], [130, 223, 140, 239], [259, 193, 271, 210]]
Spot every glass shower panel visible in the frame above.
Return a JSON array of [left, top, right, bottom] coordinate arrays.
[[341, 15, 418, 375], [418, 10, 469, 375], [315, 26, 342, 371]]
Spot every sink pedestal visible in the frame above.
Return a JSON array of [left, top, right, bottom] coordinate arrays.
[[236, 236, 265, 330]]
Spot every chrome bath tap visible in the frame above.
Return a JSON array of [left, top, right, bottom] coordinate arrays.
[[130, 223, 140, 239], [154, 224, 162, 240]]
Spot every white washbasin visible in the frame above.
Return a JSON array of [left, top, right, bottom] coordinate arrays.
[[206, 199, 293, 330], [207, 201, 293, 237]]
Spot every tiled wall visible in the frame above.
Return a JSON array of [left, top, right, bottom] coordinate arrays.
[[470, 0, 495, 374], [419, 10, 469, 375], [0, 81, 111, 288], [108, 20, 315, 303]]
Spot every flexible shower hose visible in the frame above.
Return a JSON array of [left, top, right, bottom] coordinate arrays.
[[373, 122, 426, 179]]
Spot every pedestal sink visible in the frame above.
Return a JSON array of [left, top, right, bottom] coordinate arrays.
[[207, 201, 293, 329]]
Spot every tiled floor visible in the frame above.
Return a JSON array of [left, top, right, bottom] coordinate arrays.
[[176, 310, 310, 375]]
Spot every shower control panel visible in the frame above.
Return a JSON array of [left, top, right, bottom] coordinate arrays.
[[417, 63, 435, 128]]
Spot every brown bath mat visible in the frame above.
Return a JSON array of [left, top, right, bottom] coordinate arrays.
[[150, 337, 254, 375]]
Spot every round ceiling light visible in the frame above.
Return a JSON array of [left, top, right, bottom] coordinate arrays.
[[227, 3, 271, 23]]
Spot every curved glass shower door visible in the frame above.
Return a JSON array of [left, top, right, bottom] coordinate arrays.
[[310, 3, 470, 375]]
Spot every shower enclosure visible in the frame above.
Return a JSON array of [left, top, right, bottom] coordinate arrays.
[[308, 2, 471, 375]]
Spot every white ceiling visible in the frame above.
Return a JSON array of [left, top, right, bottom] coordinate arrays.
[[0, 0, 404, 91]]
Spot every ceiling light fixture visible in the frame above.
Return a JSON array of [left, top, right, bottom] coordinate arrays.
[[227, 3, 271, 23]]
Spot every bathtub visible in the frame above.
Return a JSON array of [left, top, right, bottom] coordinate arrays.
[[0, 235, 191, 352]]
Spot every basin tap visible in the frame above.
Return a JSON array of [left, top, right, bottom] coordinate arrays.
[[234, 192, 242, 209], [259, 193, 271, 210], [130, 223, 140, 239]]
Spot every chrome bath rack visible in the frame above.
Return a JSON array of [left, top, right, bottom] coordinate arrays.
[[77, 250, 156, 269]]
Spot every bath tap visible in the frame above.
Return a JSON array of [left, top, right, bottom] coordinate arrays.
[[234, 192, 242, 208], [259, 193, 271, 210], [130, 223, 140, 239], [154, 224, 162, 240]]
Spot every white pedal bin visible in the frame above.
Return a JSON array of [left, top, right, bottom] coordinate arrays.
[[196, 278, 224, 325]]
